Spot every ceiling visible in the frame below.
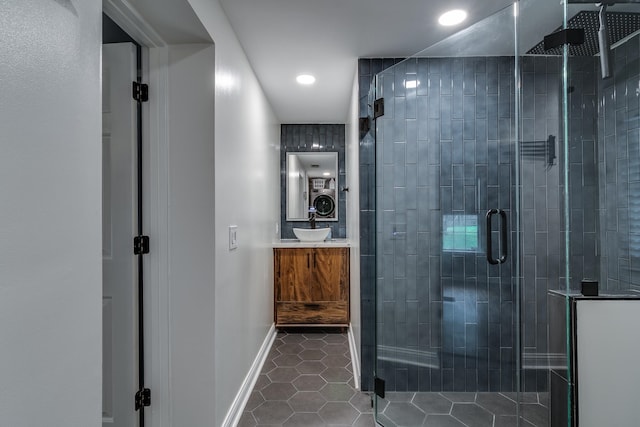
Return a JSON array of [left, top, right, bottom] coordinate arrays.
[[216, 0, 583, 124], [115, 0, 640, 125], [217, 0, 520, 124]]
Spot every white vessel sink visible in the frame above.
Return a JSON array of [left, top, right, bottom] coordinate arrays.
[[293, 228, 331, 242]]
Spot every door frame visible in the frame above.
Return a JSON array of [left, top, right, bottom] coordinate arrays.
[[103, 2, 172, 425]]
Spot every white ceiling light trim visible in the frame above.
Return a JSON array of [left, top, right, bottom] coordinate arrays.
[[296, 74, 316, 85], [438, 9, 468, 26]]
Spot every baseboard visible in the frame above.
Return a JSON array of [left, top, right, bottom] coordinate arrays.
[[348, 324, 360, 390], [221, 324, 277, 427]]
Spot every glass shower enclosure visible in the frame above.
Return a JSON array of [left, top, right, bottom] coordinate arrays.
[[366, 0, 640, 425]]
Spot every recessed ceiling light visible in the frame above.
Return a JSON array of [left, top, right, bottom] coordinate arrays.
[[296, 74, 316, 85], [323, 172, 331, 176], [438, 9, 467, 26]]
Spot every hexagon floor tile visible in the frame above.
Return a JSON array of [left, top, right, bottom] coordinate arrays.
[[238, 330, 375, 426], [237, 330, 550, 426]]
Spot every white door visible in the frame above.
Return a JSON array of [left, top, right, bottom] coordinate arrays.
[[102, 42, 138, 427]]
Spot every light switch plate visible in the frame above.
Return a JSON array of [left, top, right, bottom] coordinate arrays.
[[229, 225, 238, 250]]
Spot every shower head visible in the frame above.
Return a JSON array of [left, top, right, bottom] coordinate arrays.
[[527, 7, 640, 64], [597, 3, 613, 79]]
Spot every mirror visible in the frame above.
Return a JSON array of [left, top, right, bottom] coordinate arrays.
[[286, 152, 338, 221]]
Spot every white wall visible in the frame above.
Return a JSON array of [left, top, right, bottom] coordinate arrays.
[[185, 2, 281, 425], [165, 44, 217, 424], [346, 65, 362, 380], [0, 1, 102, 426]]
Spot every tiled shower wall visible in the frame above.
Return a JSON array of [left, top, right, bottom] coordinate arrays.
[[597, 33, 640, 292], [280, 124, 347, 239], [358, 55, 600, 393], [520, 55, 600, 391], [566, 56, 601, 289], [520, 56, 563, 393]]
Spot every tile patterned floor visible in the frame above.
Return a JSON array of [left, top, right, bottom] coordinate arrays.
[[238, 329, 375, 426], [238, 330, 550, 427]]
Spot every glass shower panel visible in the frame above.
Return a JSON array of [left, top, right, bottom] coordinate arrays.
[[553, 2, 640, 426], [372, 3, 529, 426], [516, 3, 568, 427], [571, 1, 640, 295]]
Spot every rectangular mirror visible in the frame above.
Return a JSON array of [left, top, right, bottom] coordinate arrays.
[[286, 152, 338, 221]]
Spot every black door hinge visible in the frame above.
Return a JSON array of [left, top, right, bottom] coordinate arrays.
[[133, 82, 149, 102], [134, 235, 150, 255], [373, 98, 384, 120], [374, 377, 385, 399], [135, 388, 151, 410]]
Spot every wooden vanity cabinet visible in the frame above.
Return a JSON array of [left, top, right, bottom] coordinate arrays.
[[274, 247, 349, 327]]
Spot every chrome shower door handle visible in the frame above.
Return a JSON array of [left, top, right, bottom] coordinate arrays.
[[486, 209, 508, 265]]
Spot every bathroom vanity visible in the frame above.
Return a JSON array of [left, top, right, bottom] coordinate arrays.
[[273, 241, 349, 327]]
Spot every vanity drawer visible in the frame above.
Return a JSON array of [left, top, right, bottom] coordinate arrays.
[[276, 301, 348, 326]]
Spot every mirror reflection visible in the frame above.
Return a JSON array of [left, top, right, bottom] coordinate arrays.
[[286, 152, 338, 221]]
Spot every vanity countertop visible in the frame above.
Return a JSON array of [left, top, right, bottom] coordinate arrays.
[[273, 239, 350, 248]]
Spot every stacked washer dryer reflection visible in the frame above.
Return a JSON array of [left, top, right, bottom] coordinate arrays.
[[309, 178, 336, 218]]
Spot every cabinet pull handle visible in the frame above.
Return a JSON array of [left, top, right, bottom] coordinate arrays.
[[307, 253, 310, 268], [304, 303, 321, 309]]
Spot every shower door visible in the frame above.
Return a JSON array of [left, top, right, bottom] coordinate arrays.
[[369, 3, 535, 426]]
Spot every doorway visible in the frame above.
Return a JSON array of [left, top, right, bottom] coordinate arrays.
[[102, 14, 148, 427]]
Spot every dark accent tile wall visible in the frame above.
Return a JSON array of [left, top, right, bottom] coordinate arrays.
[[280, 124, 346, 239], [567, 56, 601, 293], [520, 55, 562, 393], [597, 33, 640, 293], [521, 55, 601, 392]]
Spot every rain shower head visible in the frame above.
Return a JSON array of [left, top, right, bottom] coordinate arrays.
[[527, 8, 640, 80]]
